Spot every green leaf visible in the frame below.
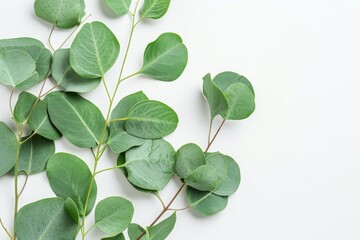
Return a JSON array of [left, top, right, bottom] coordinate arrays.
[[28, 97, 62, 140], [202, 73, 228, 119], [0, 37, 44, 48], [46, 153, 97, 215], [128, 223, 146, 240], [147, 212, 176, 240], [47, 92, 107, 148], [105, 0, 131, 16], [0, 122, 17, 176], [13, 135, 55, 175], [125, 139, 176, 191], [175, 143, 206, 179], [186, 187, 228, 216], [52, 49, 101, 93], [0, 49, 37, 89], [125, 100, 178, 139], [141, 33, 188, 81], [34, 0, 85, 29], [184, 165, 219, 192], [140, 0, 171, 19], [213, 71, 255, 96], [95, 197, 134, 236], [102, 233, 125, 240], [109, 91, 148, 153], [15, 198, 78, 240], [14, 91, 38, 124], [64, 198, 80, 223], [70, 21, 120, 78]]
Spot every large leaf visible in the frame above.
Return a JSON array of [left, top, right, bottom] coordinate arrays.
[[14, 91, 38, 124], [52, 49, 101, 93], [186, 187, 228, 216], [28, 97, 62, 140], [140, 0, 171, 19], [70, 21, 120, 78], [141, 33, 188, 81], [184, 165, 219, 192], [125, 100, 178, 139], [125, 139, 176, 191], [47, 92, 107, 148], [0, 37, 44, 48], [15, 198, 78, 240], [95, 197, 134, 236], [202, 73, 228, 119], [34, 0, 85, 29], [105, 0, 131, 16], [46, 153, 97, 215], [147, 212, 176, 240], [175, 143, 206, 179], [0, 122, 17, 176]]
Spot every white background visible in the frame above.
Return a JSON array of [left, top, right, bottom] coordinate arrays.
[[1, 0, 360, 239]]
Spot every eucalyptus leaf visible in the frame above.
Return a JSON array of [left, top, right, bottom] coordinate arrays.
[[213, 71, 255, 96], [105, 0, 131, 16], [128, 223, 146, 240], [175, 143, 206, 179], [64, 198, 79, 223], [109, 131, 146, 154], [47, 91, 107, 148], [141, 33, 188, 81], [125, 100, 178, 139], [28, 97, 62, 140], [52, 49, 101, 93], [147, 212, 176, 240], [34, 0, 85, 29], [102, 233, 125, 240], [0, 122, 17, 176], [15, 198, 78, 240], [186, 187, 228, 216], [46, 153, 97, 215], [70, 21, 120, 78], [14, 91, 38, 124], [0, 37, 44, 48], [125, 139, 176, 191], [184, 165, 219, 192], [140, 0, 171, 19], [95, 197, 134, 236]]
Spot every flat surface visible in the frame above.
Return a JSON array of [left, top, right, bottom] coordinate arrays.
[[1, 0, 360, 239]]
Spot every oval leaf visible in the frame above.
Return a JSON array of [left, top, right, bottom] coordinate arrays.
[[70, 21, 120, 78], [147, 212, 176, 240], [64, 198, 80, 223], [175, 143, 206, 179], [105, 0, 131, 16], [125, 139, 176, 191], [140, 0, 171, 19], [0, 122, 17, 176], [47, 92, 107, 148], [213, 71, 255, 96], [125, 100, 178, 139], [14, 91, 38, 124], [0, 37, 45, 48], [141, 33, 188, 81], [95, 197, 134, 236], [46, 153, 97, 215], [184, 165, 219, 192], [34, 0, 85, 29], [15, 198, 78, 240], [128, 224, 146, 240]]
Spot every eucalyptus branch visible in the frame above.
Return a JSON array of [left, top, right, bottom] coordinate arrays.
[[58, 14, 92, 49], [0, 218, 11, 239]]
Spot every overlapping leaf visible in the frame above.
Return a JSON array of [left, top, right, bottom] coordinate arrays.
[[0, 122, 17, 176], [105, 0, 131, 16], [140, 0, 171, 19]]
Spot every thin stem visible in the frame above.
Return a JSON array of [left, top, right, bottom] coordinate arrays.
[[154, 192, 166, 209], [95, 164, 125, 176], [108, 117, 128, 124], [84, 223, 96, 237], [17, 174, 29, 197], [20, 132, 36, 144], [58, 14, 92, 49], [168, 206, 191, 211], [205, 119, 226, 153], [102, 78, 111, 102], [119, 71, 140, 83], [207, 118, 213, 145], [9, 88, 15, 117], [0, 218, 12, 239], [39, 84, 59, 98], [48, 25, 56, 52]]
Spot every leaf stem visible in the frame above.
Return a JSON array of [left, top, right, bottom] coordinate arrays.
[[9, 88, 15, 117], [48, 25, 56, 52], [94, 164, 125, 176], [205, 119, 226, 153], [17, 174, 29, 197], [102, 78, 111, 102], [154, 192, 166, 209], [0, 218, 12, 239]]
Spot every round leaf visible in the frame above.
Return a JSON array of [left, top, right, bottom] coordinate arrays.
[[70, 21, 120, 78], [125, 100, 178, 139], [147, 212, 176, 240], [95, 197, 134, 236], [15, 198, 78, 240], [213, 71, 255, 96], [14, 91, 38, 124], [175, 143, 206, 179], [0, 37, 45, 48], [141, 33, 188, 81], [140, 0, 171, 19], [64, 197, 80, 223], [125, 139, 176, 191], [105, 0, 131, 16], [0, 122, 17, 176], [34, 0, 85, 29], [184, 165, 219, 192], [52, 49, 101, 93], [46, 153, 97, 215], [128, 224, 146, 240]]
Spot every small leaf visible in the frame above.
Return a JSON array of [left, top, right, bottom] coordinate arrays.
[[140, 0, 171, 19], [70, 21, 120, 78], [109, 131, 146, 154], [202, 73, 228, 119], [14, 91, 38, 124], [47, 92, 107, 148], [141, 33, 188, 81], [52, 49, 101, 93], [64, 198, 80, 223], [28, 97, 62, 140], [46, 153, 97, 215], [186, 187, 228, 216], [105, 0, 131, 16], [147, 212, 176, 240], [95, 197, 134, 236], [15, 198, 78, 240], [175, 143, 206, 179], [213, 71, 255, 96], [184, 165, 219, 192], [125, 100, 178, 139], [34, 0, 86, 29], [125, 139, 176, 191], [128, 223, 146, 240], [102, 233, 125, 240], [0, 122, 17, 176]]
